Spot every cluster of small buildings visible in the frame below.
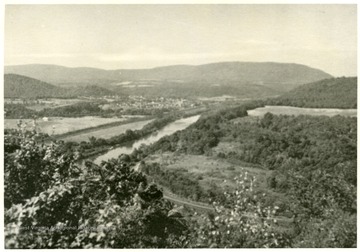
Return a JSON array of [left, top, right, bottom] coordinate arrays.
[[107, 96, 201, 111]]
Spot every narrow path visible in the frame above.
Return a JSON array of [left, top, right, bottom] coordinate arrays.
[[135, 160, 292, 222], [163, 192, 292, 223], [163, 194, 214, 212]]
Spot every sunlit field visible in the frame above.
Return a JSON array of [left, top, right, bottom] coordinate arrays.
[[60, 119, 154, 142], [4, 116, 125, 135]]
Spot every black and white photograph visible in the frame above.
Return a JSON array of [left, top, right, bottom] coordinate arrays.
[[2, 2, 357, 248]]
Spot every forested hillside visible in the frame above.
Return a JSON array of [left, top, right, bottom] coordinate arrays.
[[71, 85, 119, 97], [4, 74, 66, 98], [270, 77, 357, 108], [4, 74, 116, 98]]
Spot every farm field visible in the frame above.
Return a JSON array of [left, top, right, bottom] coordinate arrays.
[[248, 105, 357, 117], [4, 116, 126, 135], [60, 119, 154, 142], [5, 98, 86, 111]]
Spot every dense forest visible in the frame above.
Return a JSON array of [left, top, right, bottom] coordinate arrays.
[[269, 77, 357, 108], [5, 74, 66, 98], [4, 104, 39, 119], [129, 100, 357, 247], [136, 100, 264, 156]]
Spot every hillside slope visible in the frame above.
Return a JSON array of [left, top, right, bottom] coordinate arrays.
[[4, 74, 116, 98], [115, 62, 332, 85], [271, 77, 357, 108], [5, 65, 112, 84], [4, 74, 66, 98]]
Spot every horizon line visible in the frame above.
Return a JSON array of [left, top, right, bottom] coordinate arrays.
[[5, 60, 331, 72]]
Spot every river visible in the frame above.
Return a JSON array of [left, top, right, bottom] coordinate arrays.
[[93, 115, 201, 165]]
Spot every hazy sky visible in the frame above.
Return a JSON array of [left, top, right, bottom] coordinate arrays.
[[5, 4, 357, 76]]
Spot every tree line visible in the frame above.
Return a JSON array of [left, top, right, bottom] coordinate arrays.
[[267, 77, 357, 109], [5, 101, 170, 119]]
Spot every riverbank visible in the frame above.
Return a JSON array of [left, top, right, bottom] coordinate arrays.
[[52, 116, 153, 141], [74, 112, 203, 163]]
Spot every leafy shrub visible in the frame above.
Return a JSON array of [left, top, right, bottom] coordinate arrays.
[[189, 170, 290, 248], [4, 131, 187, 248]]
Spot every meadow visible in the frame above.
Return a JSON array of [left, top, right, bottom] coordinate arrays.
[[4, 116, 125, 135], [144, 153, 274, 201], [155, 153, 267, 185]]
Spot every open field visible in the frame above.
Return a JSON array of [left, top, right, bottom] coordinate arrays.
[[248, 105, 357, 117], [4, 116, 126, 135], [60, 119, 154, 142], [144, 152, 293, 227], [145, 153, 270, 192]]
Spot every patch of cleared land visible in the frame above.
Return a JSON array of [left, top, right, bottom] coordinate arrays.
[[4, 116, 126, 135], [212, 141, 244, 154], [60, 119, 153, 142], [248, 105, 357, 117], [145, 153, 270, 192], [144, 153, 292, 227]]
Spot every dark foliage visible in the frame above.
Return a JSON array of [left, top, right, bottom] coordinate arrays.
[[4, 131, 188, 248], [269, 77, 357, 108], [4, 74, 117, 99], [135, 99, 356, 247]]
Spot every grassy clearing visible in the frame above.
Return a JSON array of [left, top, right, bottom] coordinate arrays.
[[145, 153, 270, 192], [144, 152, 294, 232], [4, 116, 125, 135]]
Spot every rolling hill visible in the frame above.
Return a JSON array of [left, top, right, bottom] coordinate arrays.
[[5, 62, 332, 92], [5, 65, 112, 85], [270, 77, 357, 108], [4, 74, 117, 98], [4, 74, 66, 98], [71, 85, 121, 97]]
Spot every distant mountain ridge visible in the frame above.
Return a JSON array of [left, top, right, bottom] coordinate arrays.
[[4, 74, 116, 98], [5, 62, 332, 91]]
